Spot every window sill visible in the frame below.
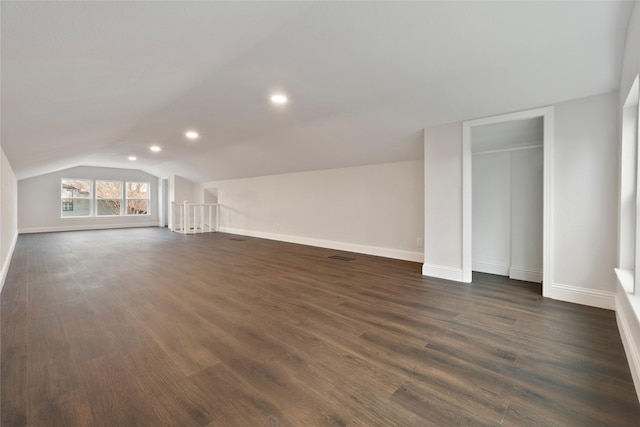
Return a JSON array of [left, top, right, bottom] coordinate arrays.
[[615, 268, 634, 294], [61, 214, 151, 219]]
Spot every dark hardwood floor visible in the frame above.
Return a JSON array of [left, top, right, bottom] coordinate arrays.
[[1, 228, 639, 426]]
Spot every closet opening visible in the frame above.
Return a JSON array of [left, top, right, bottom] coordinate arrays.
[[462, 107, 553, 297], [471, 117, 543, 284]]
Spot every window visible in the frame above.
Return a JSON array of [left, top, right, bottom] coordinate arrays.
[[619, 75, 640, 295], [96, 181, 122, 216], [61, 179, 92, 217], [126, 182, 150, 215], [61, 179, 152, 218]]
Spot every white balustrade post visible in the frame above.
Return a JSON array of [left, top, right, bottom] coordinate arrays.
[[193, 204, 197, 233], [183, 201, 188, 234]]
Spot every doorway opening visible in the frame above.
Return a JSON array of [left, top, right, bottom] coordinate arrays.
[[462, 107, 554, 297]]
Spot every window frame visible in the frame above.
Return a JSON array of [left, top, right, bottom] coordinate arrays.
[[60, 178, 93, 218], [125, 181, 151, 216], [618, 74, 640, 295], [95, 180, 123, 217], [60, 178, 153, 219]]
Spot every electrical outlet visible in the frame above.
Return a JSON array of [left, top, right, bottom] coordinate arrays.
[[416, 237, 424, 248]]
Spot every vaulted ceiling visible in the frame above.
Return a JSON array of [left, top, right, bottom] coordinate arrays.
[[1, 1, 633, 182]]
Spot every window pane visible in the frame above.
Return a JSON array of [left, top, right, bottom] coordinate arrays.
[[97, 199, 121, 216], [96, 181, 122, 199], [126, 182, 149, 199], [127, 199, 148, 215], [62, 200, 74, 212], [62, 179, 91, 198], [61, 199, 91, 217]]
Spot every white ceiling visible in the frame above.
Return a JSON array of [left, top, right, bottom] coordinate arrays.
[[0, 1, 633, 182]]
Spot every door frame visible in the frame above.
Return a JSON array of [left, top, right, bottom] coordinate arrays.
[[462, 106, 554, 297]]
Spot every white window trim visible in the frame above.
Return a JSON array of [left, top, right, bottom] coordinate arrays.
[[60, 178, 93, 218], [60, 179, 153, 219], [619, 74, 640, 296], [95, 180, 123, 217], [125, 181, 151, 216]]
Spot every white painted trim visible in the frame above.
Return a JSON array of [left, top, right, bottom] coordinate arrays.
[[509, 267, 543, 283], [462, 121, 472, 283], [421, 263, 464, 282], [615, 282, 640, 402], [615, 268, 634, 294], [542, 108, 554, 299], [617, 308, 640, 402], [472, 261, 509, 276], [473, 144, 543, 156], [19, 222, 159, 234], [0, 231, 18, 294], [551, 283, 615, 310], [219, 227, 423, 263], [462, 106, 554, 297]]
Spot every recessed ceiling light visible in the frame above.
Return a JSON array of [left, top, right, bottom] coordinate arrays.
[[271, 94, 287, 104], [185, 131, 199, 140], [150, 145, 161, 152], [128, 156, 137, 161]]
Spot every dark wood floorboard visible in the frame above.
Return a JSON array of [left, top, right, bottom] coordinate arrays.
[[1, 228, 639, 426]]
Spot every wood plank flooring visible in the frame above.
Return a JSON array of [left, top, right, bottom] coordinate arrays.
[[1, 227, 639, 426]]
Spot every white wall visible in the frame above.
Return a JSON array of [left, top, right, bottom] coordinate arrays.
[[510, 148, 544, 281], [196, 160, 425, 262], [172, 175, 197, 204], [423, 123, 463, 279], [161, 178, 169, 227], [167, 174, 196, 230], [471, 147, 543, 282], [424, 91, 619, 305], [0, 147, 18, 293], [203, 188, 218, 204], [553, 92, 618, 300], [616, 0, 640, 402], [18, 166, 159, 233], [472, 151, 512, 275]]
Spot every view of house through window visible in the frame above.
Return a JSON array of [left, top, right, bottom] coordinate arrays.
[[61, 179, 92, 217], [61, 179, 150, 217]]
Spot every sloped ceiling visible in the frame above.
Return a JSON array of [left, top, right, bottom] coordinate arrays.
[[0, 1, 633, 182]]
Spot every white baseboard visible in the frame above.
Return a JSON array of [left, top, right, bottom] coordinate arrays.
[[472, 261, 509, 276], [551, 282, 615, 310], [19, 222, 159, 234], [218, 227, 423, 263], [509, 267, 543, 283], [615, 283, 640, 403], [421, 263, 464, 282], [0, 231, 18, 294]]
